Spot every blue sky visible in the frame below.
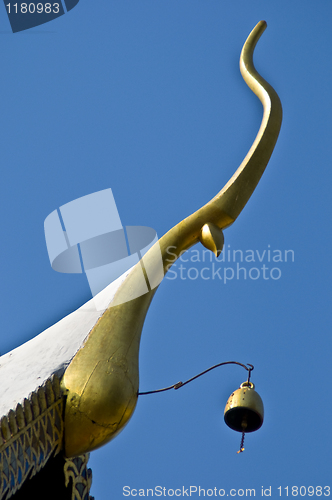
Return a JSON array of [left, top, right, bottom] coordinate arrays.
[[0, 1, 331, 498]]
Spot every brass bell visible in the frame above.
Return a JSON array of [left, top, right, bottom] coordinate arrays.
[[224, 381, 264, 452]]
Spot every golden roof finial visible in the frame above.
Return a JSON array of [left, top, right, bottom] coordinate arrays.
[[61, 21, 282, 458]]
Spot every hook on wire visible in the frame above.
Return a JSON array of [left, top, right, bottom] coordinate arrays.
[[246, 364, 254, 385]]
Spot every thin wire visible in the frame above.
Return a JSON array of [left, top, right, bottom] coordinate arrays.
[[138, 361, 254, 396]]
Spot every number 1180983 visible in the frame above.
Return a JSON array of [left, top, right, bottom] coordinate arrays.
[[277, 486, 330, 496], [6, 3, 60, 14]]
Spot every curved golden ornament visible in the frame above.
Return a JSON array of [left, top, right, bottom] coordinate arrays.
[[199, 223, 225, 257], [61, 20, 282, 458]]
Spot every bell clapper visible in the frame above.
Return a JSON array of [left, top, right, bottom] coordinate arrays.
[[237, 433, 245, 454], [237, 418, 247, 454]]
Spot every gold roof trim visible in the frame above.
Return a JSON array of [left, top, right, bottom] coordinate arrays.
[[0, 375, 64, 499]]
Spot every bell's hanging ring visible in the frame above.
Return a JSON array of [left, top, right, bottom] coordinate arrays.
[[224, 381, 264, 433]]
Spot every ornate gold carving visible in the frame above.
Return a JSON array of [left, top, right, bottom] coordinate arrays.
[[0, 375, 64, 499], [64, 453, 94, 500]]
